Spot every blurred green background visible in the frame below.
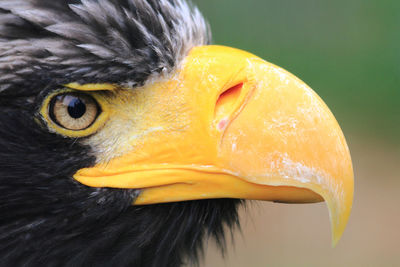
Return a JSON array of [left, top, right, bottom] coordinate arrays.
[[192, 0, 400, 266]]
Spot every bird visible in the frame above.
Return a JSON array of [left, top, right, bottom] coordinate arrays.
[[0, 0, 354, 266]]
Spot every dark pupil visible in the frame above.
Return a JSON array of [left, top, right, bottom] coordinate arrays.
[[67, 97, 86, 119]]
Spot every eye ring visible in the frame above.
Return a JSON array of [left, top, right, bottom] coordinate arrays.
[[40, 89, 109, 138], [49, 92, 100, 131]]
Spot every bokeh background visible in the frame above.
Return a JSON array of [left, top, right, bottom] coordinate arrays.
[[192, 0, 400, 266]]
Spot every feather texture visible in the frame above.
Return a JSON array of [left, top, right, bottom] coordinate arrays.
[[0, 0, 210, 95]]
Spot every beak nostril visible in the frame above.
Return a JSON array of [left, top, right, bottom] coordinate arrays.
[[214, 83, 243, 131], [216, 83, 243, 108]]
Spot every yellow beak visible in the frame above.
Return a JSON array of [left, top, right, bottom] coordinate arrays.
[[74, 45, 354, 246]]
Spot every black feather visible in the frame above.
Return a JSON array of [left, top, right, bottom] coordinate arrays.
[[0, 0, 209, 95]]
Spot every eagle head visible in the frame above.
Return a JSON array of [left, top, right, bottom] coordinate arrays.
[[0, 0, 353, 266]]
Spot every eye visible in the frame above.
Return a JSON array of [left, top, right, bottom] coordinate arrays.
[[49, 93, 100, 131]]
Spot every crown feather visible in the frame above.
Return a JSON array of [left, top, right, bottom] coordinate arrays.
[[0, 0, 210, 95]]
